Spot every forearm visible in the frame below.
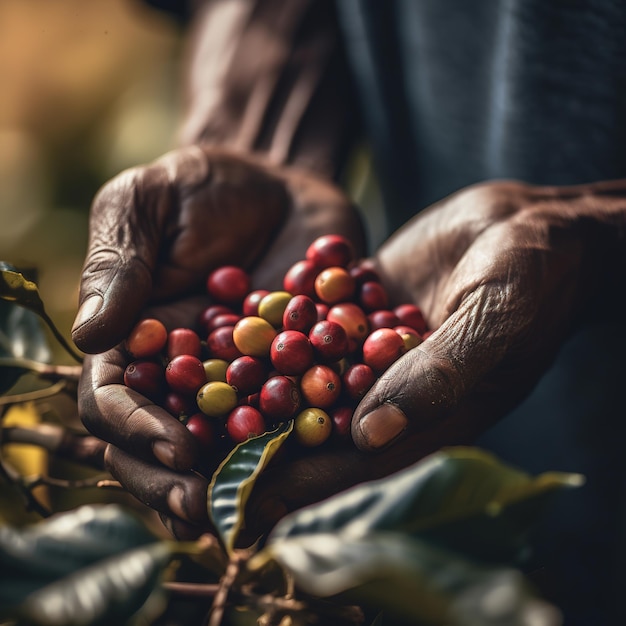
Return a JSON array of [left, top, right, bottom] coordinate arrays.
[[177, 0, 359, 180]]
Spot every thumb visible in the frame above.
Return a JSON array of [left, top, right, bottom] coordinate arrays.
[[71, 165, 167, 354], [351, 287, 524, 452], [351, 333, 462, 451]]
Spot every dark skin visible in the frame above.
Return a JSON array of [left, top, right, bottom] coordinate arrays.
[[74, 149, 626, 540], [73, 0, 626, 541]]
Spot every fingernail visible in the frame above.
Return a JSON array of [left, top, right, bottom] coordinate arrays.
[[356, 403, 408, 449], [167, 485, 189, 522], [71, 294, 103, 333], [153, 440, 176, 467]]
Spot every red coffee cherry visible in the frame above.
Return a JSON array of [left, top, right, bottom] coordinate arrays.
[[207, 325, 243, 362], [226, 356, 267, 396], [309, 320, 349, 362], [270, 330, 314, 376], [362, 328, 406, 374], [242, 289, 271, 317], [125, 318, 167, 359], [124, 360, 165, 400], [259, 376, 301, 422], [282, 294, 318, 333], [342, 363, 376, 401], [166, 354, 207, 395], [326, 303, 369, 353], [226, 405, 267, 443], [207, 266, 251, 305], [300, 364, 342, 409], [198, 304, 235, 334], [185, 412, 218, 451], [305, 234, 355, 269], [368, 309, 401, 330], [167, 328, 202, 360], [394, 303, 428, 335], [358, 281, 389, 312], [283, 259, 319, 298]]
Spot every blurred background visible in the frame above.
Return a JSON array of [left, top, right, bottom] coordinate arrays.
[[0, 0, 185, 356], [0, 0, 383, 528], [0, 0, 188, 529]]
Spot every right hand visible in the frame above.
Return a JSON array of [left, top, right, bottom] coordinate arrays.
[[74, 145, 365, 535]]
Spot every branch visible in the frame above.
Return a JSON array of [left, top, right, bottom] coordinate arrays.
[[0, 357, 82, 381], [164, 578, 365, 626], [0, 380, 70, 406], [207, 551, 248, 626], [24, 472, 113, 491], [2, 423, 106, 469]]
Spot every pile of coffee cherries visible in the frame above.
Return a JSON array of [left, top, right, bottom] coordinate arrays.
[[122, 235, 429, 457]]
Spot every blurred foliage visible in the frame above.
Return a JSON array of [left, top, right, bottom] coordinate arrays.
[[0, 0, 184, 363]]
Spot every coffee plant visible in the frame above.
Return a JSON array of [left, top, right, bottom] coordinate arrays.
[[0, 260, 582, 626]]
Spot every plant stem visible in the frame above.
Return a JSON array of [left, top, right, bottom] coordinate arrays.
[[163, 582, 221, 597], [2, 423, 106, 469], [0, 357, 82, 380], [207, 551, 247, 626], [39, 310, 84, 364]]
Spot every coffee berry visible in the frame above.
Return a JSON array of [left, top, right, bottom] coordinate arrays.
[[122, 235, 428, 463]]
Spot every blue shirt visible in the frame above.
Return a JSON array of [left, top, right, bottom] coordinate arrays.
[[338, 0, 626, 230]]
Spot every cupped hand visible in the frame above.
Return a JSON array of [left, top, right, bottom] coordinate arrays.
[[242, 179, 626, 541], [72, 146, 363, 355], [351, 179, 626, 453], [77, 172, 626, 543], [74, 146, 365, 536]]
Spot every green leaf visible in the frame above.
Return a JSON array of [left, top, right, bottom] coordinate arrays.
[[12, 541, 173, 626], [208, 420, 293, 554], [0, 267, 82, 363], [252, 532, 558, 626], [0, 504, 158, 607], [0, 300, 51, 395], [267, 447, 583, 562]]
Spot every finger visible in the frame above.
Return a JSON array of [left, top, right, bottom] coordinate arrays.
[[351, 281, 538, 452], [78, 348, 199, 471], [71, 163, 170, 354], [105, 445, 210, 528], [72, 148, 295, 354]]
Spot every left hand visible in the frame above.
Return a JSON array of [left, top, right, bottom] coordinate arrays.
[[350, 179, 626, 453], [248, 178, 626, 542], [74, 146, 365, 539]]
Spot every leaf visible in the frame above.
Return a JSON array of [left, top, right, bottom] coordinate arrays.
[[208, 420, 293, 554], [267, 447, 583, 562], [12, 541, 173, 626], [0, 266, 82, 363], [0, 266, 45, 310], [0, 299, 51, 394], [251, 532, 559, 626], [0, 504, 158, 607]]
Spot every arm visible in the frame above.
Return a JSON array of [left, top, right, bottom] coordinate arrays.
[[73, 0, 366, 537], [179, 0, 359, 178], [72, 0, 363, 354]]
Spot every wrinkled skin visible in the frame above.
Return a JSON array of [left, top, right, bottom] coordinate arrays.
[[75, 145, 366, 535], [75, 151, 626, 541]]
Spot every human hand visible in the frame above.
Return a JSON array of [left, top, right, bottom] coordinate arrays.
[[74, 145, 365, 537], [236, 179, 626, 541], [350, 179, 626, 455]]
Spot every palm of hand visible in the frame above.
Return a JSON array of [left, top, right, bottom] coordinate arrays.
[[362, 181, 586, 441], [74, 145, 363, 355]]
